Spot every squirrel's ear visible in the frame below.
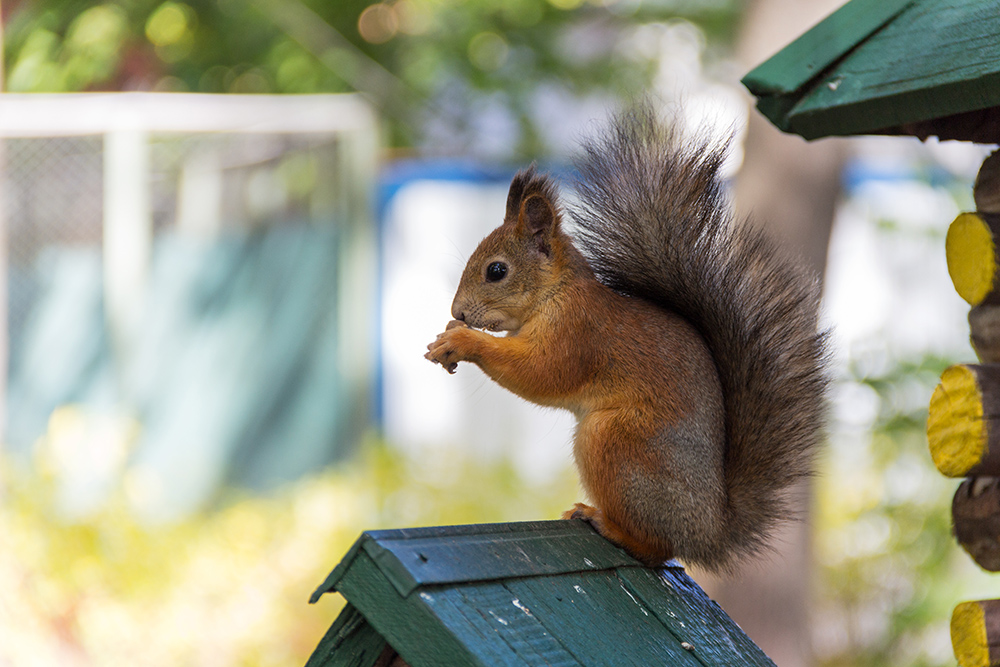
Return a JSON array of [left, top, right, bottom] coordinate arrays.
[[504, 165, 535, 224], [519, 194, 557, 256]]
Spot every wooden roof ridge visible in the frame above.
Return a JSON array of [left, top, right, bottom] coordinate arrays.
[[310, 520, 642, 602]]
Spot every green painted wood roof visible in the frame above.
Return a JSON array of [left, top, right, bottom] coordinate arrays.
[[743, 0, 1000, 141], [306, 521, 776, 667]]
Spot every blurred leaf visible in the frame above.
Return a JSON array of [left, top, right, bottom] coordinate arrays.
[[0, 434, 577, 665]]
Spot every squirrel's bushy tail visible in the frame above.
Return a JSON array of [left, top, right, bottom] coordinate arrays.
[[570, 105, 829, 572]]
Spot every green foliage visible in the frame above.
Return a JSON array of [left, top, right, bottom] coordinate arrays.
[[2, 0, 740, 155], [0, 431, 578, 666], [5, 4, 128, 91]]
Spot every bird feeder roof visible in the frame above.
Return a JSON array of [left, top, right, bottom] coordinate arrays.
[[742, 0, 1000, 142], [306, 520, 776, 667]]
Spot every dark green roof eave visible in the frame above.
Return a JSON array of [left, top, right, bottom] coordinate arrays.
[[742, 0, 1000, 142], [741, 0, 915, 96], [780, 70, 1000, 140]]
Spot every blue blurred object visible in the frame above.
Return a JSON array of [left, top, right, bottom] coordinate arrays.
[[7, 223, 362, 519]]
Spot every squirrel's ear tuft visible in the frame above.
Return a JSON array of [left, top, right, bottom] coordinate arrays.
[[505, 166, 535, 223], [505, 165, 559, 221], [505, 165, 560, 255], [520, 194, 556, 256]]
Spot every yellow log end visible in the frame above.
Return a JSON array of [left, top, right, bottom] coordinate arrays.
[[952, 601, 990, 667], [947, 212, 997, 306], [927, 365, 985, 477]]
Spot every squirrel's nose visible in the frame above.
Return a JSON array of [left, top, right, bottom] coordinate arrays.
[[450, 299, 466, 322]]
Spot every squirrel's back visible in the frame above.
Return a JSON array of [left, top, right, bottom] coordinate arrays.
[[570, 106, 829, 570]]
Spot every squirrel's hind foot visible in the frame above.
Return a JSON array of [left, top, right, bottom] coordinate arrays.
[[561, 502, 598, 522], [562, 502, 673, 568]]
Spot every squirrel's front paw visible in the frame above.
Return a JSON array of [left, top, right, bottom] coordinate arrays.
[[425, 320, 471, 373]]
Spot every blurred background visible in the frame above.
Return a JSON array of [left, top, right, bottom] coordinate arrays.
[[0, 0, 998, 666]]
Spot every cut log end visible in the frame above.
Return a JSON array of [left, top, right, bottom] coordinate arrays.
[[947, 212, 997, 306], [928, 364, 986, 477], [952, 599, 1000, 667], [953, 601, 990, 667]]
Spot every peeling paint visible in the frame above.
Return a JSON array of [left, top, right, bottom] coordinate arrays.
[[512, 598, 532, 615], [488, 610, 509, 626], [618, 583, 649, 616]]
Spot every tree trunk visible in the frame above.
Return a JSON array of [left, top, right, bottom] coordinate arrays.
[[703, 1, 847, 666]]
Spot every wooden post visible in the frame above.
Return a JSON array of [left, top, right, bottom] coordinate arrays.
[[103, 128, 152, 363], [947, 151, 1000, 362], [935, 150, 1000, 570], [935, 154, 1000, 482], [952, 599, 1000, 667], [936, 150, 1000, 666]]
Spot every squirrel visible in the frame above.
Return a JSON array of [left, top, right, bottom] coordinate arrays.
[[425, 106, 828, 573]]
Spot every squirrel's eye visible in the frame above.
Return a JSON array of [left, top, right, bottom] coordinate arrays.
[[485, 261, 508, 282]]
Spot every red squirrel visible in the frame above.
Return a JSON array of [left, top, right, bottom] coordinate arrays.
[[425, 107, 828, 573]]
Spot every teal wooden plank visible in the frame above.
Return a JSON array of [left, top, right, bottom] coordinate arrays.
[[502, 571, 703, 666], [405, 584, 530, 667], [742, 0, 913, 94], [448, 583, 582, 666], [334, 551, 487, 667], [617, 568, 776, 666], [405, 583, 583, 666], [334, 559, 573, 666], [304, 604, 387, 667], [312, 521, 639, 600], [744, 0, 1000, 140]]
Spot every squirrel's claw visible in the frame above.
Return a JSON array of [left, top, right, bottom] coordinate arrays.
[[562, 502, 599, 522], [424, 347, 458, 374], [425, 325, 465, 373]]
